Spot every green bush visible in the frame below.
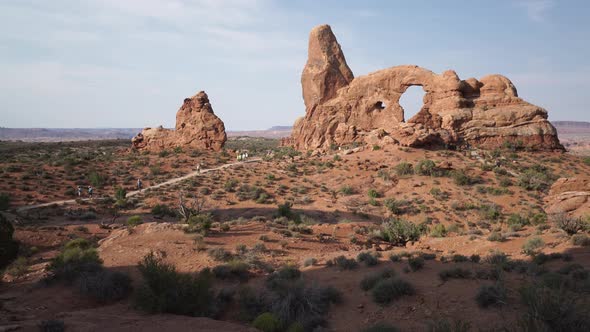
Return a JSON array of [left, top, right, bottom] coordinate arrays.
[[394, 162, 413, 176], [476, 283, 506, 308], [487, 231, 506, 242], [357, 252, 380, 266], [186, 213, 213, 234], [362, 322, 400, 332], [114, 187, 127, 201], [339, 185, 355, 195], [439, 267, 472, 281], [360, 269, 396, 291], [451, 169, 478, 186], [78, 270, 132, 303], [415, 159, 442, 176], [276, 202, 300, 223], [151, 204, 176, 218], [522, 237, 545, 256], [49, 238, 102, 283], [452, 254, 468, 263], [572, 234, 590, 246], [0, 213, 18, 269], [430, 224, 447, 238], [133, 252, 215, 317], [518, 283, 590, 330], [553, 214, 586, 235], [208, 248, 232, 262], [371, 278, 415, 305], [213, 261, 251, 281], [408, 256, 425, 271], [380, 218, 424, 246], [368, 189, 379, 198], [252, 312, 281, 332], [88, 171, 107, 188], [332, 255, 358, 270], [126, 215, 143, 227], [518, 167, 555, 192]]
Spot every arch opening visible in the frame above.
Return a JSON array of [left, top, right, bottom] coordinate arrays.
[[399, 85, 426, 122]]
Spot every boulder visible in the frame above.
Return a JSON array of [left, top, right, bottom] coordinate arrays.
[[132, 91, 226, 151], [286, 24, 563, 152]]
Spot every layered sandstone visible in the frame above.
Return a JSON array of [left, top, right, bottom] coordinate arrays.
[[545, 177, 590, 218], [132, 91, 226, 151], [288, 24, 563, 151]]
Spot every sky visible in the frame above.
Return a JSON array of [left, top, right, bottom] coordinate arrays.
[[1, 0, 589, 130]]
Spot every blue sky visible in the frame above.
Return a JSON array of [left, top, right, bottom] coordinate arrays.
[[1, 0, 589, 130]]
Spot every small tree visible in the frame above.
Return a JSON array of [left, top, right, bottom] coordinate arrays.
[[178, 191, 207, 222]]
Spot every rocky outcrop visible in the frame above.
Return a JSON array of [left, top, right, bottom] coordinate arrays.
[[287, 25, 563, 151], [545, 177, 590, 218], [132, 91, 226, 151]]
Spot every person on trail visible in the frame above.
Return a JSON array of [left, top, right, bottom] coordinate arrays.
[[77, 185, 82, 197], [137, 179, 143, 191], [245, 152, 248, 160], [87, 186, 94, 199], [196, 163, 201, 174]]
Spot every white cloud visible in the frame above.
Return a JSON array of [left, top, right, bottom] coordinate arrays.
[[517, 0, 555, 22]]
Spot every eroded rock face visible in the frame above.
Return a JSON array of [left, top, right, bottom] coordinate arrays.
[[132, 91, 226, 151], [288, 25, 563, 151], [545, 177, 590, 218]]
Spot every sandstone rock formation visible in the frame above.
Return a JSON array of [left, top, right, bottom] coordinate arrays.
[[545, 177, 590, 218], [132, 91, 226, 151], [287, 24, 563, 151]]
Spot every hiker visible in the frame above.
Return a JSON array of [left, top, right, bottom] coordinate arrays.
[[137, 178, 143, 191], [77, 185, 82, 197], [245, 152, 249, 159], [87, 186, 94, 198], [196, 163, 201, 174]]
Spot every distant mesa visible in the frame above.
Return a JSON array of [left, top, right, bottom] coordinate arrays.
[[132, 91, 226, 151], [285, 24, 563, 151]]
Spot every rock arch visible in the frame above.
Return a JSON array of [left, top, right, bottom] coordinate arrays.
[[287, 24, 562, 151]]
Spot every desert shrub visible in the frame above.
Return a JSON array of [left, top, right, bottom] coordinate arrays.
[[224, 179, 238, 192], [266, 265, 302, 289], [0, 213, 18, 268], [415, 159, 444, 177], [303, 257, 317, 267], [518, 167, 556, 192], [151, 204, 176, 218], [430, 187, 449, 201], [572, 234, 590, 246], [332, 255, 358, 270], [408, 256, 425, 271], [394, 162, 414, 176], [522, 237, 545, 256], [49, 238, 103, 283], [357, 252, 380, 266], [368, 189, 379, 198], [88, 171, 107, 188], [252, 312, 281, 332], [479, 204, 503, 222], [439, 267, 472, 281], [6, 256, 28, 277], [430, 224, 447, 238], [186, 213, 213, 234], [276, 202, 300, 223], [380, 218, 424, 246], [553, 213, 586, 235], [126, 215, 143, 227], [518, 283, 590, 331], [237, 287, 272, 322], [362, 322, 400, 332], [78, 270, 132, 303], [470, 254, 481, 263], [0, 192, 10, 210], [38, 319, 65, 332], [452, 254, 468, 263], [208, 248, 232, 262], [360, 268, 396, 291], [487, 231, 506, 242], [371, 278, 415, 305], [339, 185, 355, 195], [451, 169, 478, 186], [212, 261, 251, 281], [114, 187, 127, 201], [476, 283, 506, 308], [133, 252, 215, 317]]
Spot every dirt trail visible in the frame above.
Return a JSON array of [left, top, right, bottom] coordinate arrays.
[[16, 158, 262, 212]]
